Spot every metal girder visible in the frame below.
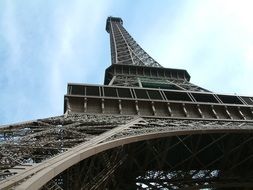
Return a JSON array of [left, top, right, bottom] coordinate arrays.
[[1, 16, 253, 190], [1, 115, 253, 189], [0, 116, 253, 189], [43, 131, 253, 189], [106, 17, 161, 67], [65, 83, 253, 120], [0, 114, 134, 187]]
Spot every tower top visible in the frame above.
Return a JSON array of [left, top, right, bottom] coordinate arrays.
[[105, 16, 162, 67], [106, 16, 123, 33]]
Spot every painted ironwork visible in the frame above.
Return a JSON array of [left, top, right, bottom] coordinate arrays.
[[106, 17, 161, 67], [1, 16, 253, 190]]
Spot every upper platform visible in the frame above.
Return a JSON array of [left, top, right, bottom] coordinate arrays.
[[104, 64, 191, 86]]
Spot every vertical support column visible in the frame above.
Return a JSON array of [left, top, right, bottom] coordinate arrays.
[[65, 97, 71, 115], [118, 100, 122, 114], [151, 101, 156, 116], [101, 99, 105, 114], [135, 100, 140, 115], [167, 103, 172, 117], [250, 107, 253, 118], [84, 98, 87, 113], [110, 20, 118, 64]]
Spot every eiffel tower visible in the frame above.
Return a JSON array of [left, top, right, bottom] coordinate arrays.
[[1, 16, 253, 190]]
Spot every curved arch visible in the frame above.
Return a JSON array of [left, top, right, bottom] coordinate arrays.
[[12, 128, 253, 189]]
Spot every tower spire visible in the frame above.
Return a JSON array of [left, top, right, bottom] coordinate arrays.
[[106, 16, 161, 67]]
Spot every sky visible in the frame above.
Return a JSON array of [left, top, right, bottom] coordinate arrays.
[[0, 0, 253, 125]]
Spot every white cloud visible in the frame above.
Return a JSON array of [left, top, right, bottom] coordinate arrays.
[[1, 0, 253, 125], [1, 1, 22, 73], [142, 0, 253, 95], [43, 0, 112, 113], [0, 0, 113, 124]]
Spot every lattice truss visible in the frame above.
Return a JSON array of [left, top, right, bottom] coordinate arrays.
[[0, 114, 133, 182], [41, 117, 253, 190], [108, 18, 161, 67], [1, 114, 253, 189], [1, 17, 253, 190], [111, 76, 140, 87]]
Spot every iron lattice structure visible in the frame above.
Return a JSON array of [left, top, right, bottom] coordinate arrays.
[[1, 17, 253, 190]]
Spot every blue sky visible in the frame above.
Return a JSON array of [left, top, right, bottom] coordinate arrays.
[[0, 0, 253, 125]]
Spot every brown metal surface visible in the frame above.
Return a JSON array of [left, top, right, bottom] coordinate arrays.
[[1, 16, 253, 189]]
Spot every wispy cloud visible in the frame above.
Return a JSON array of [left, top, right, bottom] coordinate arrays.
[[1, 1, 22, 74], [0, 1, 26, 123], [139, 0, 253, 95], [0, 0, 112, 124], [0, 0, 252, 125], [45, 0, 112, 114]]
